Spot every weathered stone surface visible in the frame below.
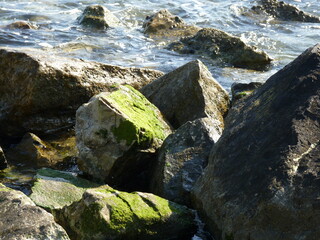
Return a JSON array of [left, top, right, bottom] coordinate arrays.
[[143, 9, 200, 38], [5, 21, 38, 30], [252, 0, 320, 23], [151, 118, 221, 206], [0, 48, 163, 138], [231, 82, 263, 103], [6, 132, 77, 168], [78, 5, 122, 29], [30, 168, 100, 210], [55, 185, 196, 240], [141, 60, 229, 129], [76, 85, 172, 190], [0, 146, 7, 170], [0, 183, 70, 240], [169, 28, 272, 70], [192, 44, 320, 240]]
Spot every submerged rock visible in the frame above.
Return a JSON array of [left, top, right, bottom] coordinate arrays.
[[151, 118, 221, 206], [141, 60, 229, 129], [76, 85, 172, 191], [0, 48, 163, 138], [0, 146, 7, 170], [78, 5, 122, 29], [231, 82, 263, 103], [55, 185, 196, 240], [0, 183, 70, 240], [5, 21, 38, 30], [192, 44, 320, 240], [143, 9, 200, 38], [30, 168, 100, 210], [169, 28, 272, 70], [252, 0, 320, 23]]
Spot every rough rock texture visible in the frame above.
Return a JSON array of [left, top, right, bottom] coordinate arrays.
[[0, 183, 70, 240], [141, 60, 229, 129], [151, 118, 221, 206], [55, 185, 196, 240], [76, 85, 172, 190], [78, 5, 122, 29], [30, 168, 100, 210], [5, 21, 38, 30], [0, 146, 7, 170], [0, 48, 163, 138], [252, 0, 320, 23], [169, 28, 272, 70], [143, 9, 200, 38], [231, 82, 263, 103], [192, 44, 320, 240], [6, 132, 77, 168]]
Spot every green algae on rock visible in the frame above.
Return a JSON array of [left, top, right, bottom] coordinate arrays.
[[76, 85, 172, 190], [55, 185, 196, 240], [30, 168, 100, 210]]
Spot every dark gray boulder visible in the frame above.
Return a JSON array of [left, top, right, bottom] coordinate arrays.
[[168, 28, 272, 70], [150, 118, 221, 206], [252, 0, 320, 23], [192, 43, 320, 240], [141, 60, 230, 129], [0, 146, 7, 170]]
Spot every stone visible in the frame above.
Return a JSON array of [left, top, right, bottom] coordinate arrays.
[[231, 82, 263, 103], [141, 60, 229, 129], [0, 183, 70, 240], [143, 9, 200, 39], [168, 28, 272, 70], [192, 44, 320, 240], [5, 21, 38, 30], [252, 0, 320, 23], [30, 168, 100, 210], [55, 185, 197, 240], [78, 5, 122, 29], [0, 48, 163, 138], [150, 118, 221, 206], [6, 132, 77, 168], [76, 85, 172, 191], [0, 146, 7, 170]]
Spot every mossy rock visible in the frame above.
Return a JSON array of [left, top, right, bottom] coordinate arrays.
[[55, 185, 196, 240], [30, 168, 100, 210]]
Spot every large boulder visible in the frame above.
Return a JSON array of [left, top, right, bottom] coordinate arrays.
[[192, 44, 320, 240], [150, 118, 221, 206], [143, 9, 200, 38], [0, 183, 70, 240], [0, 48, 163, 138], [0, 146, 7, 170], [76, 85, 172, 191], [252, 0, 320, 23], [168, 28, 272, 70], [141, 60, 229, 129], [78, 5, 122, 29], [55, 185, 197, 240], [30, 168, 100, 210]]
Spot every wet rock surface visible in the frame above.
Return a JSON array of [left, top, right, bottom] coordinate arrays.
[[0, 48, 163, 138], [168, 28, 272, 70], [0, 183, 70, 240], [192, 44, 320, 240], [252, 0, 320, 22], [141, 60, 229, 129], [5, 21, 38, 30], [0, 146, 7, 170]]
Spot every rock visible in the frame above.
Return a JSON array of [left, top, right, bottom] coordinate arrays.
[[252, 0, 320, 23], [168, 28, 272, 70], [0, 183, 70, 240], [5, 21, 38, 30], [192, 44, 320, 240], [78, 5, 122, 29], [6, 132, 77, 168], [55, 185, 197, 240], [151, 118, 221, 206], [76, 85, 172, 191], [141, 60, 230, 129], [143, 9, 200, 38], [231, 82, 263, 103], [30, 168, 100, 210], [0, 146, 7, 170], [0, 48, 163, 138]]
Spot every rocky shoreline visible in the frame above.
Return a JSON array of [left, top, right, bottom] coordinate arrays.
[[0, 1, 319, 240]]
